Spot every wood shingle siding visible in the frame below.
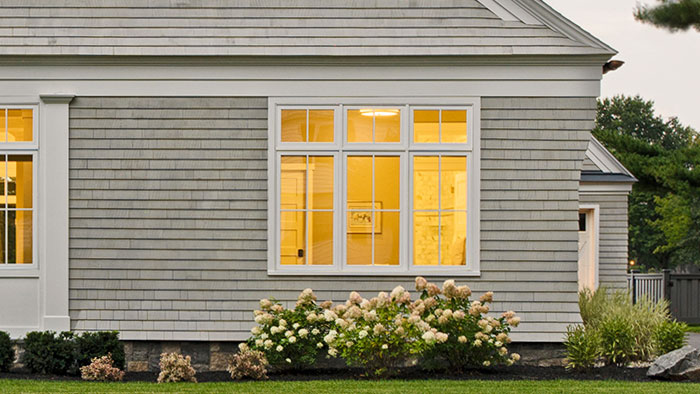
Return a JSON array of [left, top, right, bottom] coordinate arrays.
[[579, 193, 629, 289], [68, 96, 593, 342], [0, 0, 613, 56]]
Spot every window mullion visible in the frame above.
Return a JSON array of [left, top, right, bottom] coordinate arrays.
[[437, 155, 441, 266]]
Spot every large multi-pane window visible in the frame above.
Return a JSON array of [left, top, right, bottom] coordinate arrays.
[[0, 108, 36, 265], [271, 99, 479, 275]]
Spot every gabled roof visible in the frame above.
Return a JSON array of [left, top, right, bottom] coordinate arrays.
[[0, 0, 615, 57], [581, 137, 637, 183]]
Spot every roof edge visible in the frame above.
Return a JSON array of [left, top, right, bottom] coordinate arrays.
[[585, 136, 637, 181], [512, 0, 617, 56], [0, 54, 614, 67]]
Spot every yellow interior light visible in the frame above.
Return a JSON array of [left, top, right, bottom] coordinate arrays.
[[359, 109, 399, 117]]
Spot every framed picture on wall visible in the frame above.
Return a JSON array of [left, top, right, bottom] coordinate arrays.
[[347, 201, 382, 234]]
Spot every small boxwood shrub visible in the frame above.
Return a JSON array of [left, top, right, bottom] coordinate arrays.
[[0, 331, 14, 372], [655, 320, 688, 355], [75, 331, 125, 370], [23, 331, 75, 375]]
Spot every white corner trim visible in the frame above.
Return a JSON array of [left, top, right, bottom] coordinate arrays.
[[478, 0, 541, 24], [39, 93, 73, 332], [586, 137, 635, 178]]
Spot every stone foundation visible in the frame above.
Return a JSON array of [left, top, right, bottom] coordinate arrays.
[[124, 341, 239, 372]]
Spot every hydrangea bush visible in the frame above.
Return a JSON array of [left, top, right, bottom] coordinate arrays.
[[246, 277, 521, 376], [157, 353, 197, 383], [415, 277, 520, 371], [248, 288, 334, 369], [326, 286, 445, 376], [79, 354, 125, 382], [228, 343, 269, 381]]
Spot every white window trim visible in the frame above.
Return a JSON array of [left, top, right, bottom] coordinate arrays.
[[267, 97, 481, 276], [0, 104, 39, 274]]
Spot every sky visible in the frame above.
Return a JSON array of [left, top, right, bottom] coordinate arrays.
[[544, 0, 700, 130]]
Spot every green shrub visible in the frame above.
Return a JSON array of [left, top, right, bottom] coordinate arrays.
[[655, 320, 688, 355], [23, 331, 76, 375], [564, 325, 600, 370], [75, 331, 125, 370], [248, 289, 334, 370], [599, 317, 636, 365], [579, 288, 671, 361], [0, 331, 14, 372]]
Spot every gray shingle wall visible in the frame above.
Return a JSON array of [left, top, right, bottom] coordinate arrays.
[[69, 96, 594, 342], [0, 0, 607, 56], [579, 193, 629, 289]]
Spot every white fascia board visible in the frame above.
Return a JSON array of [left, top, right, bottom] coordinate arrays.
[[512, 0, 617, 55], [579, 183, 634, 194], [586, 137, 635, 178]]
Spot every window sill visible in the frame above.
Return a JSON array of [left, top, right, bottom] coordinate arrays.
[[0, 267, 40, 278], [268, 268, 481, 277]]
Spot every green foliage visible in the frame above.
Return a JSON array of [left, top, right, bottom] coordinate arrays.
[[635, 0, 700, 32], [655, 320, 689, 355], [594, 95, 700, 270], [599, 317, 636, 366], [0, 331, 14, 372], [249, 289, 334, 370], [23, 331, 76, 375], [564, 325, 600, 370], [577, 288, 674, 364], [75, 331, 125, 370]]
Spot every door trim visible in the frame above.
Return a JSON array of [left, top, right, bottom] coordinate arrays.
[[579, 204, 600, 291]]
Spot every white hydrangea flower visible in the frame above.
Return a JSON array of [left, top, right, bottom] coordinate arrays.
[[276, 345, 284, 352], [358, 330, 368, 339], [311, 328, 320, 335], [317, 342, 323, 348], [293, 323, 300, 330], [381, 344, 389, 350], [298, 328, 309, 338], [289, 336, 297, 343]]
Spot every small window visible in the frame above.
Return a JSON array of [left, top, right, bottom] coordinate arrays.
[[281, 109, 334, 143], [0, 108, 36, 266]]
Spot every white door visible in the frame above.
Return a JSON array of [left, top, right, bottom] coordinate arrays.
[[578, 208, 598, 291]]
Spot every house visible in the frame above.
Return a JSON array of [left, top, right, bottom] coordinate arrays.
[[0, 0, 635, 367]]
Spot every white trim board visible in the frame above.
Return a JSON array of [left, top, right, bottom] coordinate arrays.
[[585, 137, 636, 178]]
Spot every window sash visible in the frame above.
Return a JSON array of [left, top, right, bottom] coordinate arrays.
[[0, 150, 37, 266], [270, 99, 480, 276]]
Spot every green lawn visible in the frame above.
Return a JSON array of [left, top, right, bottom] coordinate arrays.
[[0, 379, 698, 394], [686, 325, 700, 333]]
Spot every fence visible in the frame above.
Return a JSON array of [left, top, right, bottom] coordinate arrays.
[[627, 270, 700, 324], [627, 272, 665, 303]]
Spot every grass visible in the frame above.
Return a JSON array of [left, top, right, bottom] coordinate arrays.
[[0, 379, 699, 394], [686, 325, 700, 333]]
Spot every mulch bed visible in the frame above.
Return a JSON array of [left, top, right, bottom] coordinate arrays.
[[0, 365, 656, 383]]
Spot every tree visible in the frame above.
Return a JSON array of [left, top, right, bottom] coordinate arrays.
[[635, 0, 700, 32], [593, 95, 700, 271]]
